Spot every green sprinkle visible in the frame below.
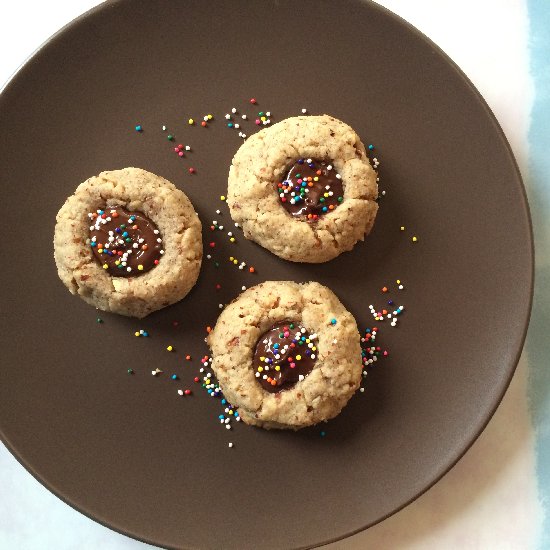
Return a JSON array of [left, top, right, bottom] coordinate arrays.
[[167, 134, 174, 141], [337, 196, 343, 202], [97, 318, 103, 323], [127, 368, 134, 375]]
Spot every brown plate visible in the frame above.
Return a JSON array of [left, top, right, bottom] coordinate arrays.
[[0, 1, 533, 548]]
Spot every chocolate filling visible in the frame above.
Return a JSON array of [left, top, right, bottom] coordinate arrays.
[[253, 321, 318, 393], [88, 206, 163, 277], [275, 159, 344, 221]]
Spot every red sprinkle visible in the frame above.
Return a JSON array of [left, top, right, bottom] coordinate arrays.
[[184, 389, 192, 395], [185, 355, 191, 360], [201, 121, 207, 127], [209, 242, 216, 248], [189, 167, 196, 174], [215, 284, 221, 290], [249, 267, 255, 273], [194, 377, 200, 383], [250, 98, 257, 104]]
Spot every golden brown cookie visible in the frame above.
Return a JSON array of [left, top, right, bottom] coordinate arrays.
[[227, 115, 378, 262], [207, 281, 362, 430], [54, 167, 202, 318]]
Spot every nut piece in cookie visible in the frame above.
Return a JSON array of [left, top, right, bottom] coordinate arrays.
[[227, 115, 378, 263], [54, 167, 203, 318], [207, 281, 362, 430]]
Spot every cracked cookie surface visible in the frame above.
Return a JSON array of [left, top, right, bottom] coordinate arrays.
[[207, 281, 362, 430], [54, 167, 203, 318], [227, 115, 378, 263]]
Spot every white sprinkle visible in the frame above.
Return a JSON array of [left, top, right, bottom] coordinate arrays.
[[178, 389, 184, 396], [381, 190, 386, 196], [336, 173, 342, 179], [160, 250, 164, 255], [219, 304, 223, 309], [216, 209, 221, 214], [228, 232, 233, 237], [162, 125, 167, 131], [206, 254, 211, 259], [241, 114, 247, 120], [226, 424, 231, 430], [360, 387, 365, 393], [231, 107, 237, 113], [241, 133, 247, 138], [225, 114, 231, 119], [333, 339, 338, 344], [203, 115, 208, 121], [235, 222, 240, 227], [228, 442, 233, 448], [185, 145, 191, 151], [219, 225, 224, 230], [199, 367, 204, 373], [298, 375, 305, 382], [224, 418, 230, 424], [156, 238, 162, 243], [311, 354, 316, 359], [241, 286, 246, 291], [127, 267, 132, 272], [153, 229, 159, 234], [266, 111, 271, 117], [306, 158, 312, 163], [235, 123, 240, 129], [302, 108, 307, 113], [255, 372, 260, 378]]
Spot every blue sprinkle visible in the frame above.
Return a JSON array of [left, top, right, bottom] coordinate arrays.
[[298, 159, 304, 164], [330, 318, 337, 325], [320, 431, 326, 437], [227, 123, 233, 128], [218, 415, 224, 420], [98, 210, 104, 215], [322, 207, 328, 212], [273, 343, 279, 349], [235, 411, 239, 417], [368, 144, 374, 150], [142, 331, 149, 337], [309, 163, 314, 168], [122, 231, 128, 237], [207, 389, 212, 394], [221, 399, 226, 405], [171, 374, 177, 380], [90, 242, 97, 247], [135, 125, 143, 132], [115, 228, 121, 233], [388, 300, 394, 305]]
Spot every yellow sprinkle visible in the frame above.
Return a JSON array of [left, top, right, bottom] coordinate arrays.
[[233, 259, 238, 265], [207, 114, 213, 120], [188, 118, 194, 125], [312, 347, 317, 351], [229, 256, 234, 261], [260, 116, 266, 121], [260, 356, 265, 361], [258, 367, 263, 373], [220, 195, 226, 201], [324, 193, 329, 198], [412, 236, 418, 242], [167, 345, 173, 352], [230, 237, 235, 243], [102, 264, 108, 269], [313, 176, 319, 182], [138, 264, 144, 270], [228, 410, 234, 415], [275, 366, 281, 371], [296, 355, 302, 361], [400, 226, 405, 231], [306, 339, 310, 343], [205, 378, 211, 384], [134, 331, 140, 337], [396, 279, 401, 284], [98, 249, 103, 253]]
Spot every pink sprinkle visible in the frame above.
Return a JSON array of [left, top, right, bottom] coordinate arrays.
[[250, 98, 257, 104], [383, 351, 388, 356], [255, 119, 261, 125], [189, 167, 196, 174], [290, 362, 296, 368], [178, 151, 184, 157], [173, 147, 179, 152]]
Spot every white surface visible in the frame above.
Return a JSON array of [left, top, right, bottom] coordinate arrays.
[[0, 1, 542, 548]]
